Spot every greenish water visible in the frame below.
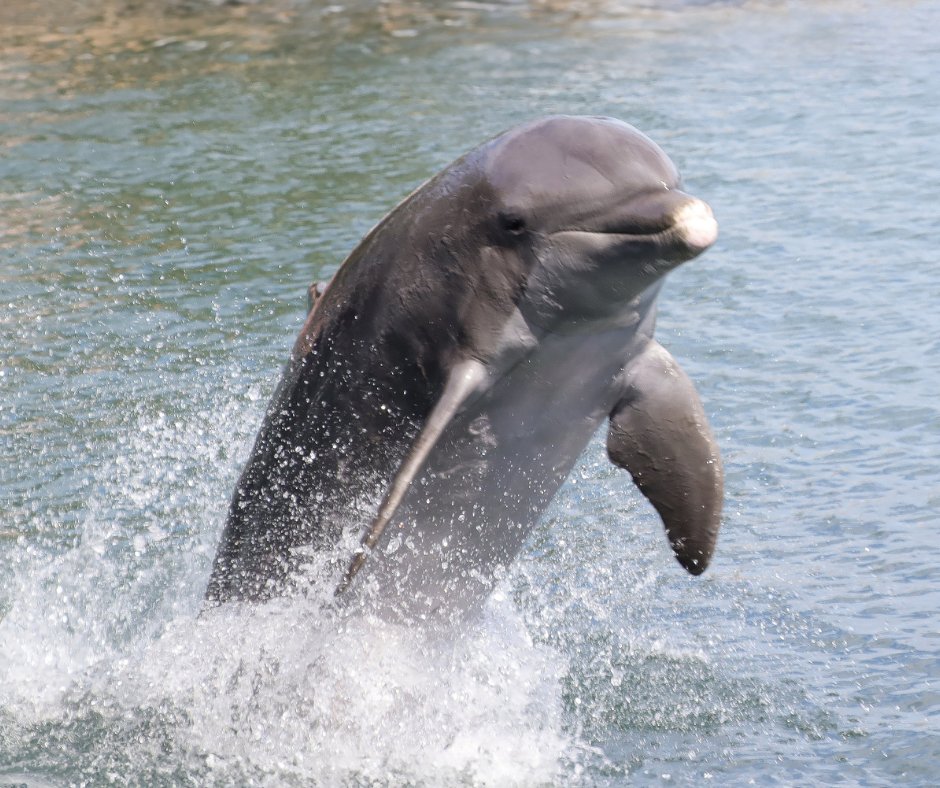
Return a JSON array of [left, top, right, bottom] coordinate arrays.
[[2, 0, 939, 784]]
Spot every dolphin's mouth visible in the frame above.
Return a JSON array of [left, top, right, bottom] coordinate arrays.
[[551, 197, 718, 256]]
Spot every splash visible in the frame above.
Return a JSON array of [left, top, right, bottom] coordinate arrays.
[[1, 570, 573, 785], [108, 595, 570, 785], [0, 386, 576, 785]]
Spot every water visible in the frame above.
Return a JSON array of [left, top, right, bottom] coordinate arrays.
[[2, 0, 938, 783]]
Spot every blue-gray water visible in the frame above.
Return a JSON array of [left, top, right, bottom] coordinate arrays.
[[2, 0, 938, 784]]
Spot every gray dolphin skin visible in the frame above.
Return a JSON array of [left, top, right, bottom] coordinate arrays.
[[205, 115, 723, 622]]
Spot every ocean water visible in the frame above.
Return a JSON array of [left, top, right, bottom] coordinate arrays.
[[1, 0, 938, 784]]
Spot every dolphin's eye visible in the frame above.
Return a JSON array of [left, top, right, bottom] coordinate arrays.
[[499, 213, 527, 236]]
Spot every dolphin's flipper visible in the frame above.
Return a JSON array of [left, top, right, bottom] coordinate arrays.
[[607, 341, 723, 574], [335, 358, 489, 594]]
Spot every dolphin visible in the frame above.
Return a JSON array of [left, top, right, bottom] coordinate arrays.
[[205, 115, 723, 622]]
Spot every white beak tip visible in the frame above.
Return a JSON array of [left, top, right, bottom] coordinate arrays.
[[675, 199, 718, 250]]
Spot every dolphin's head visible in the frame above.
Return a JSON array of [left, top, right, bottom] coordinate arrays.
[[480, 115, 717, 328]]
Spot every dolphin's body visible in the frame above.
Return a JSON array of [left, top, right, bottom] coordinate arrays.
[[206, 115, 723, 622]]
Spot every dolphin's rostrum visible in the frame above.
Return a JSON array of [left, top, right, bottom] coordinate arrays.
[[205, 115, 723, 621]]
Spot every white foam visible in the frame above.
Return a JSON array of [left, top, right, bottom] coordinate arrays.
[[0, 393, 576, 784]]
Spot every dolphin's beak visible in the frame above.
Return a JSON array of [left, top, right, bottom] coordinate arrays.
[[623, 189, 717, 267], [560, 188, 718, 263], [669, 197, 718, 254]]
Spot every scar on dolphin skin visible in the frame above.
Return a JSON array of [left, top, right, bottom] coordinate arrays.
[[205, 115, 723, 623]]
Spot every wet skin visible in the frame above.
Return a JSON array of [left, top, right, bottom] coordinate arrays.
[[205, 115, 723, 622]]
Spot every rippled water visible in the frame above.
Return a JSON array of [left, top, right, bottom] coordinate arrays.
[[2, 0, 938, 784]]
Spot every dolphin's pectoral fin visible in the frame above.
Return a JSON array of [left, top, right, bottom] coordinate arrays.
[[335, 357, 489, 594], [607, 341, 723, 575]]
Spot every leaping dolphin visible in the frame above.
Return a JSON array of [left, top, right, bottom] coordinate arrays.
[[205, 115, 723, 622]]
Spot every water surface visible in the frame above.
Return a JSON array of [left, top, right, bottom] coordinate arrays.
[[2, 0, 939, 784]]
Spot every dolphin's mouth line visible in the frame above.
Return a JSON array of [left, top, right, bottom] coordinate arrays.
[[548, 226, 675, 244], [550, 201, 717, 252]]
